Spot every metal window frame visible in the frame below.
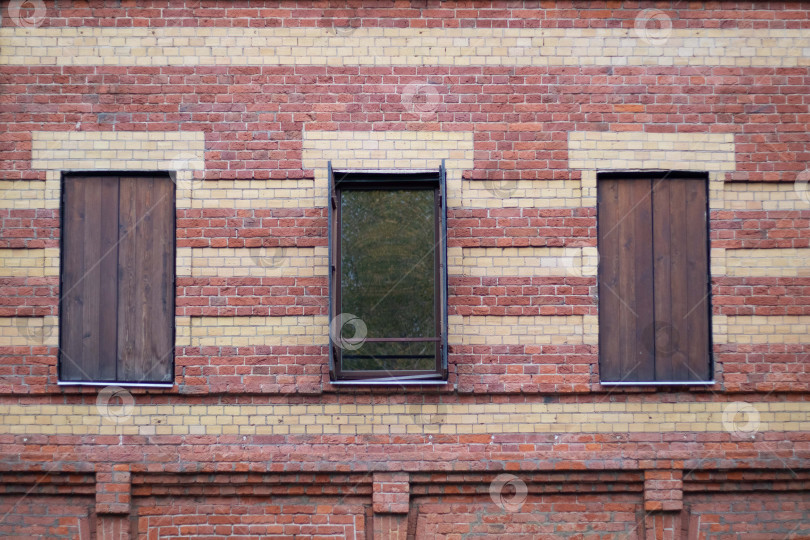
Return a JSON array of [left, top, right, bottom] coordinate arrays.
[[328, 161, 448, 383]]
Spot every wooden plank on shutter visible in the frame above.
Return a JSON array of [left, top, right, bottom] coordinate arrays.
[[60, 176, 119, 381], [598, 179, 621, 382], [116, 175, 175, 382], [684, 178, 710, 380], [653, 177, 682, 381], [653, 176, 710, 381], [598, 178, 655, 382]]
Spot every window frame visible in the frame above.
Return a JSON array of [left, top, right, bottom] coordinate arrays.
[[596, 170, 714, 386], [57, 171, 176, 387], [328, 162, 448, 384]]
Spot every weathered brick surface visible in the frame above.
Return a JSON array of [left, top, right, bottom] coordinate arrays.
[[96, 468, 132, 515], [684, 492, 810, 539], [412, 494, 643, 538], [135, 496, 366, 539], [644, 469, 684, 512], [373, 472, 410, 514], [0, 495, 94, 539]]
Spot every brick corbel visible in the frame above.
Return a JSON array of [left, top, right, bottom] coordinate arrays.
[[644, 469, 683, 513], [643, 469, 684, 540], [372, 472, 410, 514], [95, 465, 131, 515], [372, 472, 410, 540]]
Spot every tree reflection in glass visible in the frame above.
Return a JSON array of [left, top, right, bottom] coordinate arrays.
[[340, 189, 437, 372]]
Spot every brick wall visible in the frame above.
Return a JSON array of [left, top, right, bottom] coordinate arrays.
[[135, 496, 367, 539], [412, 494, 643, 538], [1, 1, 809, 538], [0, 495, 94, 539], [684, 492, 810, 539]]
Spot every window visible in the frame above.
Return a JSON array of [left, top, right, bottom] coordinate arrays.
[[59, 173, 175, 384], [597, 172, 711, 384], [328, 163, 448, 383]]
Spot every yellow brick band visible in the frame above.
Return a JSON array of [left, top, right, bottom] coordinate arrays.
[[31, 131, 205, 209], [457, 247, 598, 278], [449, 315, 597, 346], [710, 248, 727, 277], [568, 131, 735, 171], [1, 27, 807, 67], [721, 315, 810, 345], [0, 181, 47, 209], [188, 315, 599, 348], [302, 130, 474, 209], [189, 179, 317, 209], [0, 248, 58, 277], [568, 132, 734, 210], [721, 183, 810, 211], [189, 316, 329, 347], [0, 401, 805, 437], [722, 248, 810, 278], [187, 247, 328, 278], [0, 316, 58, 347], [461, 179, 583, 209], [175, 316, 191, 347]]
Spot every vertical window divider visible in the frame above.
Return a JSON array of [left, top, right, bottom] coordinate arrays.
[[327, 161, 336, 380], [649, 176, 657, 378], [439, 159, 448, 378]]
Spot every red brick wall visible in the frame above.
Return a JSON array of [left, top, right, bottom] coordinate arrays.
[[135, 496, 367, 539], [412, 494, 642, 539], [0, 495, 94, 540], [685, 492, 810, 539]]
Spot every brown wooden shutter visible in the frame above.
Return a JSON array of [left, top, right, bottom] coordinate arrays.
[[60, 174, 174, 383], [652, 177, 710, 382], [61, 176, 120, 381], [598, 174, 710, 383], [116, 176, 175, 382], [597, 178, 655, 382]]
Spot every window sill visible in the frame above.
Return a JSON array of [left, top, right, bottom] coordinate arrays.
[[330, 379, 449, 386], [599, 380, 715, 386], [57, 381, 174, 388]]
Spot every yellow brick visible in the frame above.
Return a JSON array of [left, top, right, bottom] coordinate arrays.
[[5, 27, 808, 68]]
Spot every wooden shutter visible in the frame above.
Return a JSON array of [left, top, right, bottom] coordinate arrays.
[[60, 174, 174, 383], [598, 174, 710, 383], [598, 178, 655, 382], [61, 176, 120, 381], [652, 177, 710, 382], [117, 176, 175, 382]]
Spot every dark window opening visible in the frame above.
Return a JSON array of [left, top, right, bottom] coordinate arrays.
[[328, 165, 448, 383]]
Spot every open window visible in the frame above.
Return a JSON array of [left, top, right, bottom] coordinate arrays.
[[328, 163, 448, 383]]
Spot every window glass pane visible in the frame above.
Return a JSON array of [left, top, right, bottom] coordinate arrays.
[[340, 189, 436, 341], [341, 341, 437, 372]]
